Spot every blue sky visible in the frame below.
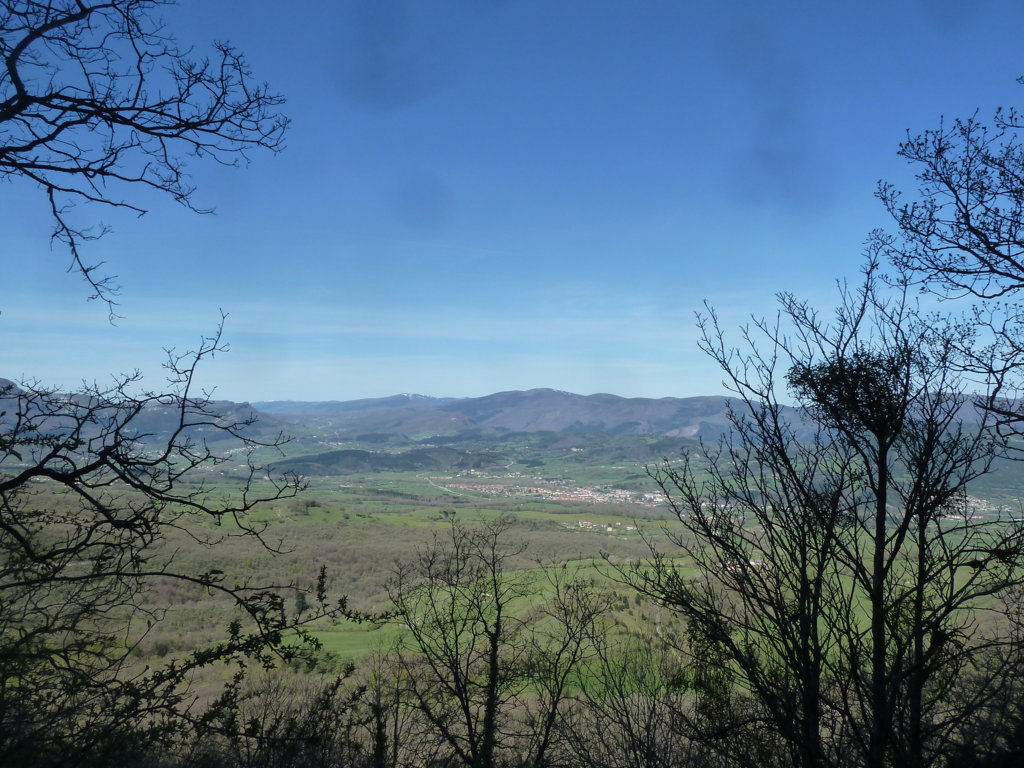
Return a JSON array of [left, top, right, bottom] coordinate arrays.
[[5, 0, 1024, 402]]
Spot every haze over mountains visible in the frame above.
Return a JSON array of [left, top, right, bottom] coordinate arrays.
[[4, 379, 988, 447], [0, 378, 755, 445], [254, 388, 742, 440], [253, 387, 1017, 499], [252, 389, 746, 478], [5, 378, 1017, 496], [0, 380, 745, 448]]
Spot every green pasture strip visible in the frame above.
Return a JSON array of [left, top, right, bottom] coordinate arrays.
[[308, 553, 694, 665], [312, 623, 404, 660]]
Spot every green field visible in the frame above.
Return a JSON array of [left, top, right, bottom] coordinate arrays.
[[127, 461, 680, 671], [130, 432, 1024, 675]]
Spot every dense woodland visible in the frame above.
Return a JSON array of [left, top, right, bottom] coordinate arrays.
[[6, 2, 1024, 767]]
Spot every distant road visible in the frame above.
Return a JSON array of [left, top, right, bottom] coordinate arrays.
[[418, 473, 471, 497]]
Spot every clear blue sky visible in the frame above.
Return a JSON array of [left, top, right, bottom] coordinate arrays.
[[5, 0, 1024, 402]]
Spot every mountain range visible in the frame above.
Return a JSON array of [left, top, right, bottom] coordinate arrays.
[[6, 381, 1019, 498], [253, 388, 742, 440], [1, 380, 747, 451]]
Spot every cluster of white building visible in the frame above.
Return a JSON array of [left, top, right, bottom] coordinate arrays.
[[440, 477, 660, 507]]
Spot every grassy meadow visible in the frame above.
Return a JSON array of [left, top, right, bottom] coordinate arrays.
[[128, 461, 682, 675]]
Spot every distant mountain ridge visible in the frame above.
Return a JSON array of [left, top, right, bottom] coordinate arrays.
[[0, 376, 288, 445], [255, 387, 741, 439], [5, 379, 743, 444]]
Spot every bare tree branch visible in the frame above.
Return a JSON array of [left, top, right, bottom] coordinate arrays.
[[1, 0, 288, 317]]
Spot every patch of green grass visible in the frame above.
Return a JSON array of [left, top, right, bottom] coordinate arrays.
[[313, 623, 403, 659]]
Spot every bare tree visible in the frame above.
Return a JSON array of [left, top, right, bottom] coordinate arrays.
[[184, 670, 370, 768], [0, 324, 352, 766], [629, 263, 1024, 768], [867, 84, 1024, 768], [385, 517, 608, 768], [560, 626, 708, 768], [1, 0, 287, 315], [874, 92, 1024, 431], [388, 518, 527, 768], [878, 98, 1024, 300], [0, 3, 351, 765], [516, 566, 610, 768]]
